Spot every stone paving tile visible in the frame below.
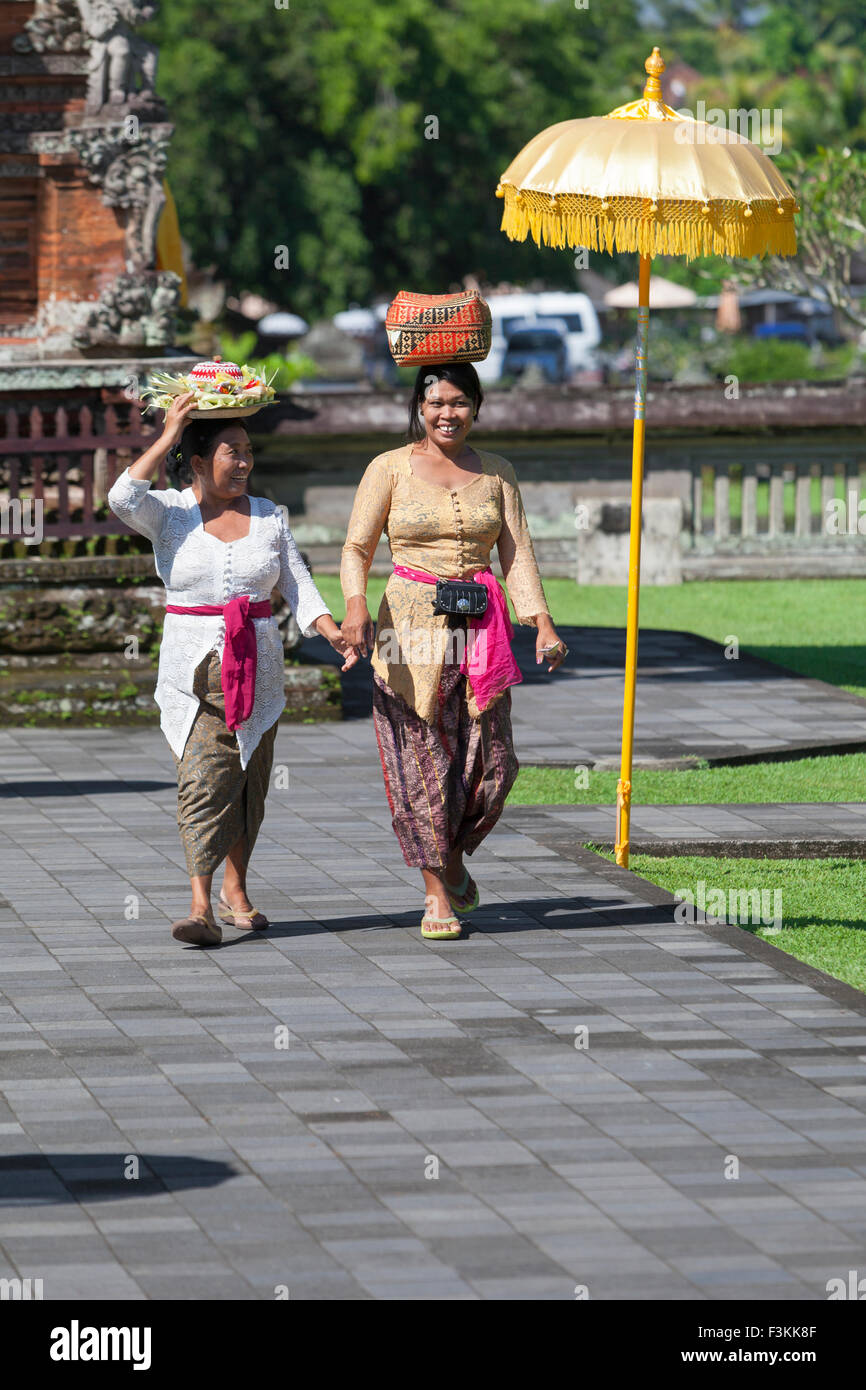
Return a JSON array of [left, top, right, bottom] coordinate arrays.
[[2, 723, 866, 1300]]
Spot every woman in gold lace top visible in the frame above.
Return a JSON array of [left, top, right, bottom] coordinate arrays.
[[341, 363, 567, 940]]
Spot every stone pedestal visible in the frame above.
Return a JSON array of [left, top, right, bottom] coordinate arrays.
[[576, 498, 684, 585]]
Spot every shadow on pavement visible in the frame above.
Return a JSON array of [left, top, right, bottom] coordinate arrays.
[[206, 894, 677, 941], [0, 780, 175, 798], [0, 1153, 238, 1204]]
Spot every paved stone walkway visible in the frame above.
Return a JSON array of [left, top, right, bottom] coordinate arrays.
[[2, 725, 866, 1300]]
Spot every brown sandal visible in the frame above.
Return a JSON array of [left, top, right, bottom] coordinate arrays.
[[218, 894, 269, 930], [171, 914, 222, 946]]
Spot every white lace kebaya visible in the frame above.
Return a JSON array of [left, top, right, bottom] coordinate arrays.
[[108, 467, 331, 769]]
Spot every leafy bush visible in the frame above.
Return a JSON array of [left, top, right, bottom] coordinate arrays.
[[705, 337, 855, 384]]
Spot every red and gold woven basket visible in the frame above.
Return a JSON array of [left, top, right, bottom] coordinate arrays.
[[385, 290, 492, 366]]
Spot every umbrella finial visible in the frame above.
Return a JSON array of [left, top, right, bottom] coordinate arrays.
[[643, 46, 665, 102]]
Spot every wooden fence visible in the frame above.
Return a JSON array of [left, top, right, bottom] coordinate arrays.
[[0, 401, 160, 540]]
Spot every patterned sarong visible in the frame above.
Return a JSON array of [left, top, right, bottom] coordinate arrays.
[[372, 658, 519, 870], [172, 650, 278, 878]]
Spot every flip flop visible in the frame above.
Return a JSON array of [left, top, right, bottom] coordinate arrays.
[[444, 869, 480, 915], [421, 915, 462, 941], [171, 914, 222, 946], [218, 894, 269, 930]]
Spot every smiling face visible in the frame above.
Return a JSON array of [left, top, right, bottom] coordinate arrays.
[[190, 425, 254, 501], [420, 376, 475, 450]]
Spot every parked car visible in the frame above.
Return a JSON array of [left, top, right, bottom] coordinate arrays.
[[533, 292, 602, 374], [476, 292, 601, 382], [501, 318, 569, 383]]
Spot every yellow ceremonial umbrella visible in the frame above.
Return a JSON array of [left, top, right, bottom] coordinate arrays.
[[496, 45, 798, 867]]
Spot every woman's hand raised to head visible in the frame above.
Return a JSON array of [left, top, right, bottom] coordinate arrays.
[[128, 390, 198, 483], [161, 391, 198, 449], [341, 596, 375, 657]]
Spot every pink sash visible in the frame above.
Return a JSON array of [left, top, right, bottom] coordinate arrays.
[[392, 564, 523, 712], [165, 597, 273, 732]]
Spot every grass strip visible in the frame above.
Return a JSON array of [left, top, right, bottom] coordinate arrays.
[[508, 754, 866, 805], [592, 849, 866, 993]]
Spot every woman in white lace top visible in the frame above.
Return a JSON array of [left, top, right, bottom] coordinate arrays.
[[108, 392, 357, 946]]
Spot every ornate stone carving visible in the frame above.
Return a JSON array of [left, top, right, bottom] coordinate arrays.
[[71, 269, 181, 349], [17, 0, 85, 54], [29, 131, 76, 155], [67, 123, 172, 270], [18, 1, 161, 116], [5, 0, 178, 357], [78, 0, 160, 113]]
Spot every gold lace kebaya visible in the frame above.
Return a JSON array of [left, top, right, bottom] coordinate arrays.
[[340, 443, 551, 725]]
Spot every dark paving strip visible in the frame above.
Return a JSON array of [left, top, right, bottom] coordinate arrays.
[[504, 804, 866, 857], [0, 780, 176, 798], [586, 839, 866, 859]]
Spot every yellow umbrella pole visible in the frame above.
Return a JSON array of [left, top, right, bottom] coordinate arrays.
[[615, 253, 651, 868]]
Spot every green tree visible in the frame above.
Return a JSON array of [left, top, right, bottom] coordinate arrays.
[[732, 147, 866, 331], [147, 0, 644, 314]]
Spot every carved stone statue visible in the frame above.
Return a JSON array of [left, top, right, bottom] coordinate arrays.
[[77, 0, 159, 112], [72, 270, 180, 349], [10, 0, 180, 355]]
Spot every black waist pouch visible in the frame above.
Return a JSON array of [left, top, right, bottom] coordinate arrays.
[[431, 578, 488, 618]]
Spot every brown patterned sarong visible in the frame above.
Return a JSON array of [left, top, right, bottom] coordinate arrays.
[[372, 658, 519, 870], [172, 649, 278, 878]]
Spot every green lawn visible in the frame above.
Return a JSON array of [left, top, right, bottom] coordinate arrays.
[[508, 754, 866, 805], [604, 851, 866, 993]]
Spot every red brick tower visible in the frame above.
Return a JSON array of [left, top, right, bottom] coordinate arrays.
[[0, 0, 179, 360]]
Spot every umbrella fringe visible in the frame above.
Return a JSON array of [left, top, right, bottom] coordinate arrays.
[[499, 190, 797, 261]]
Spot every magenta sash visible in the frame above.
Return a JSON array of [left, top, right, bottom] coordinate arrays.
[[392, 564, 523, 712], [165, 597, 273, 732]]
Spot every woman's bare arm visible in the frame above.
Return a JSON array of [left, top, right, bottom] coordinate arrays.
[[127, 392, 198, 481]]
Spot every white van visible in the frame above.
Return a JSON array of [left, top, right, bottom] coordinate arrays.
[[476, 291, 601, 383]]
